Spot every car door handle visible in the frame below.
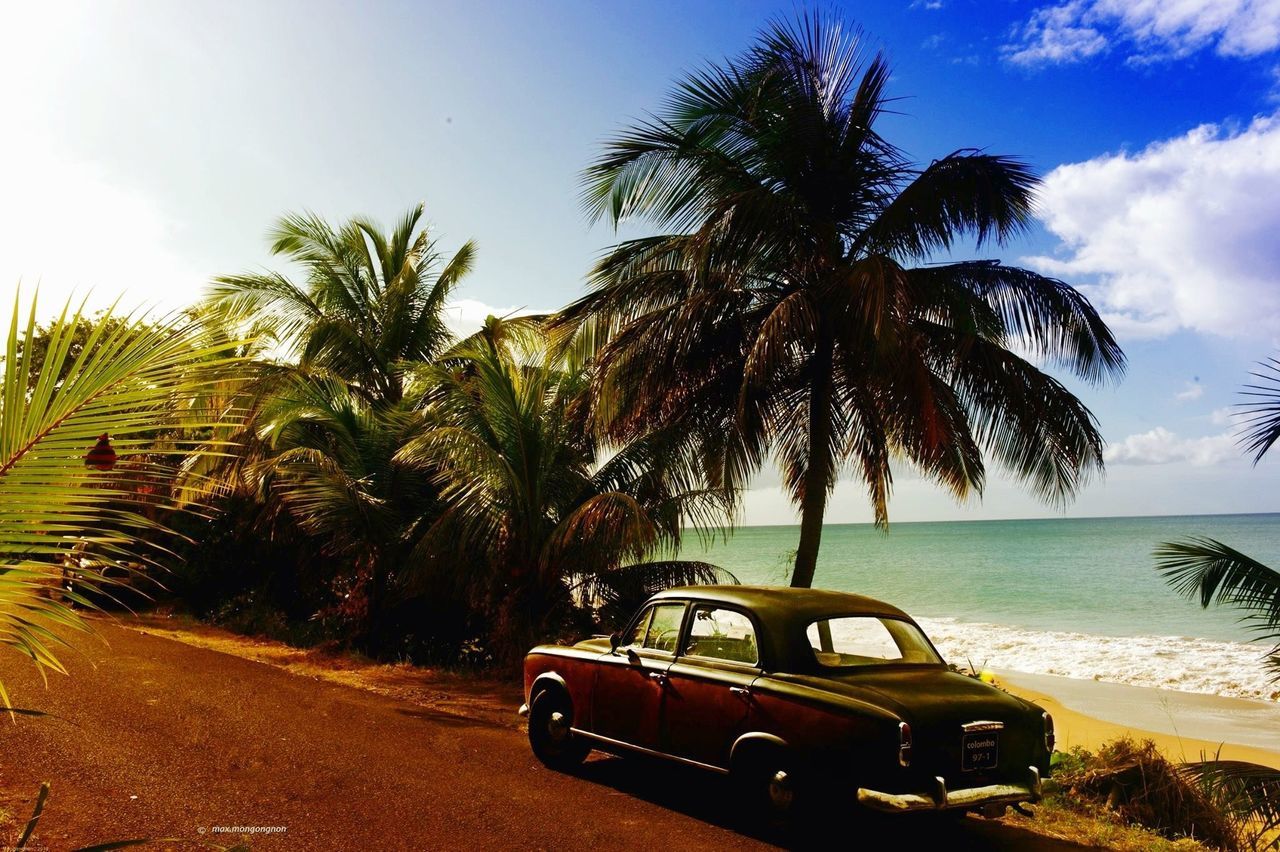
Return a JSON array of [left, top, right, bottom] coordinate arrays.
[[648, 672, 668, 685], [730, 686, 751, 700]]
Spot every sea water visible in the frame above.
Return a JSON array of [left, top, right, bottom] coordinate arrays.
[[678, 513, 1280, 701]]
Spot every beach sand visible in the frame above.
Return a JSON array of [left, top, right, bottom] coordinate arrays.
[[1002, 670, 1280, 769]]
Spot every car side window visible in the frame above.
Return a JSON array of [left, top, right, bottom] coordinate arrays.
[[683, 606, 758, 665], [625, 606, 654, 648], [641, 603, 685, 654]]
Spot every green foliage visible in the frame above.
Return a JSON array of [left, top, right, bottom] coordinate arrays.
[[0, 294, 243, 705], [1155, 537, 1280, 680], [209, 203, 474, 406], [1182, 761, 1280, 849], [1052, 739, 1239, 850], [1052, 739, 1280, 851], [557, 10, 1124, 588], [194, 210, 738, 665], [1241, 357, 1280, 465], [200, 206, 473, 652], [399, 320, 736, 659]]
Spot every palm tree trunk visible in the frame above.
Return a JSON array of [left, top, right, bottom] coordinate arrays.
[[791, 343, 835, 589]]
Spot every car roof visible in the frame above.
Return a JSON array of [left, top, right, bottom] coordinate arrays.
[[652, 584, 912, 622]]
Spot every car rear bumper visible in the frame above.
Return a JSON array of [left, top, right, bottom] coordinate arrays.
[[856, 766, 1041, 813]]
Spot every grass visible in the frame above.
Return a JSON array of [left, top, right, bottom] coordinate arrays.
[[1011, 793, 1212, 851]]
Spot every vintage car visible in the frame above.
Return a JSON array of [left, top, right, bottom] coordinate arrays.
[[520, 585, 1053, 818]]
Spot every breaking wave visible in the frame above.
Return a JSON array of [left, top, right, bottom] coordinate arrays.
[[915, 616, 1280, 703]]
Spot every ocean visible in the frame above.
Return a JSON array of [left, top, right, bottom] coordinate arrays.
[[677, 513, 1280, 702]]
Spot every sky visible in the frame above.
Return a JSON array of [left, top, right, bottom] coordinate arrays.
[[2, 0, 1279, 525]]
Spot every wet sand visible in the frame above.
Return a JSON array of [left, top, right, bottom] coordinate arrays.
[[1002, 669, 1280, 769]]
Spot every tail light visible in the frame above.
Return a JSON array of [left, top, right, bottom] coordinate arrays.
[[898, 721, 912, 767], [1043, 712, 1055, 753]]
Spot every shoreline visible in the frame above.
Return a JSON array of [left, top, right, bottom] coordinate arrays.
[[1001, 669, 1280, 769]]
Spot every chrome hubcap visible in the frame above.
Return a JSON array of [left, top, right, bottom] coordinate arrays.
[[767, 769, 794, 811], [547, 710, 569, 743]]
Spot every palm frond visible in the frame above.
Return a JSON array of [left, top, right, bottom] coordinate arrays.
[[1155, 537, 1280, 644], [1240, 356, 1280, 465], [1181, 760, 1280, 846], [859, 152, 1038, 258], [575, 560, 739, 630], [0, 295, 243, 702]]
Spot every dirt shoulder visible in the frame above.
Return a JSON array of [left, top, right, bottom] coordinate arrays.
[[0, 615, 1156, 850]]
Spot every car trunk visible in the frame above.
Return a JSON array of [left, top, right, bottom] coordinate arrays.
[[783, 667, 1043, 790]]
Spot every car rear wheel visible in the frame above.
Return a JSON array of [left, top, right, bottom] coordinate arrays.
[[527, 689, 590, 770], [735, 748, 802, 823]]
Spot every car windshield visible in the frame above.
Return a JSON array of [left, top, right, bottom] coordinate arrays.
[[806, 616, 943, 668]]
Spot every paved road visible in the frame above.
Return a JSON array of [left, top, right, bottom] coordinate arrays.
[[0, 621, 1088, 850]]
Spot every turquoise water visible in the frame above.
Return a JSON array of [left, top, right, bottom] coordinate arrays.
[[678, 514, 1280, 699], [680, 513, 1280, 644]]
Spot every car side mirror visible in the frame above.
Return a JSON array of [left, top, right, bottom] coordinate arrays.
[[609, 632, 621, 652]]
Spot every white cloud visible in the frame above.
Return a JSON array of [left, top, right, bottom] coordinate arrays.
[[1005, 0, 1280, 66], [1104, 426, 1241, 466], [1211, 406, 1244, 426], [442, 299, 549, 338], [1004, 1, 1108, 66], [1027, 115, 1280, 339], [1175, 381, 1205, 401]]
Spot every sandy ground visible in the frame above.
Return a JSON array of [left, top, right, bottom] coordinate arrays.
[[0, 616, 1096, 851], [1001, 672, 1280, 770]]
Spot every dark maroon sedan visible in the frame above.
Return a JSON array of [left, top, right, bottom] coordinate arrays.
[[520, 585, 1053, 818]]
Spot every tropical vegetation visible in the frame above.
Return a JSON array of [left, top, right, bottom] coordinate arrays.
[[0, 295, 242, 706], [193, 211, 736, 663], [555, 12, 1125, 588], [1, 10, 1121, 676]]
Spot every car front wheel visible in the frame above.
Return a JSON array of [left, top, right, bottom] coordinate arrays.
[[527, 689, 590, 770]]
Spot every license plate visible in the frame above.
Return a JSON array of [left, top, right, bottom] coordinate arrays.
[[961, 731, 999, 771]]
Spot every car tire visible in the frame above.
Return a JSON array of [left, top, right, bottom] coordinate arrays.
[[527, 689, 590, 770], [736, 748, 802, 824]]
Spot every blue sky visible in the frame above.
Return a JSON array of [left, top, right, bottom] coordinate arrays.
[[3, 0, 1279, 523]]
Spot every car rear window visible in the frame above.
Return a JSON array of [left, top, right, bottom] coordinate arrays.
[[806, 616, 942, 668]]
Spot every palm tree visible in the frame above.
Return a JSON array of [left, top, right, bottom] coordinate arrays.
[[0, 295, 241, 706], [398, 321, 734, 659], [1155, 357, 1280, 681], [253, 374, 436, 647], [209, 203, 475, 406], [555, 12, 1125, 587], [199, 205, 476, 648]]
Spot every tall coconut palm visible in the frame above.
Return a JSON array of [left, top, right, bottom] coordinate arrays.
[[398, 322, 734, 659], [557, 12, 1124, 587], [209, 203, 475, 406], [0, 295, 242, 705]]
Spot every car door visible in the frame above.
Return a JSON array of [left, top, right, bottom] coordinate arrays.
[[590, 601, 685, 750], [661, 604, 760, 768]]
